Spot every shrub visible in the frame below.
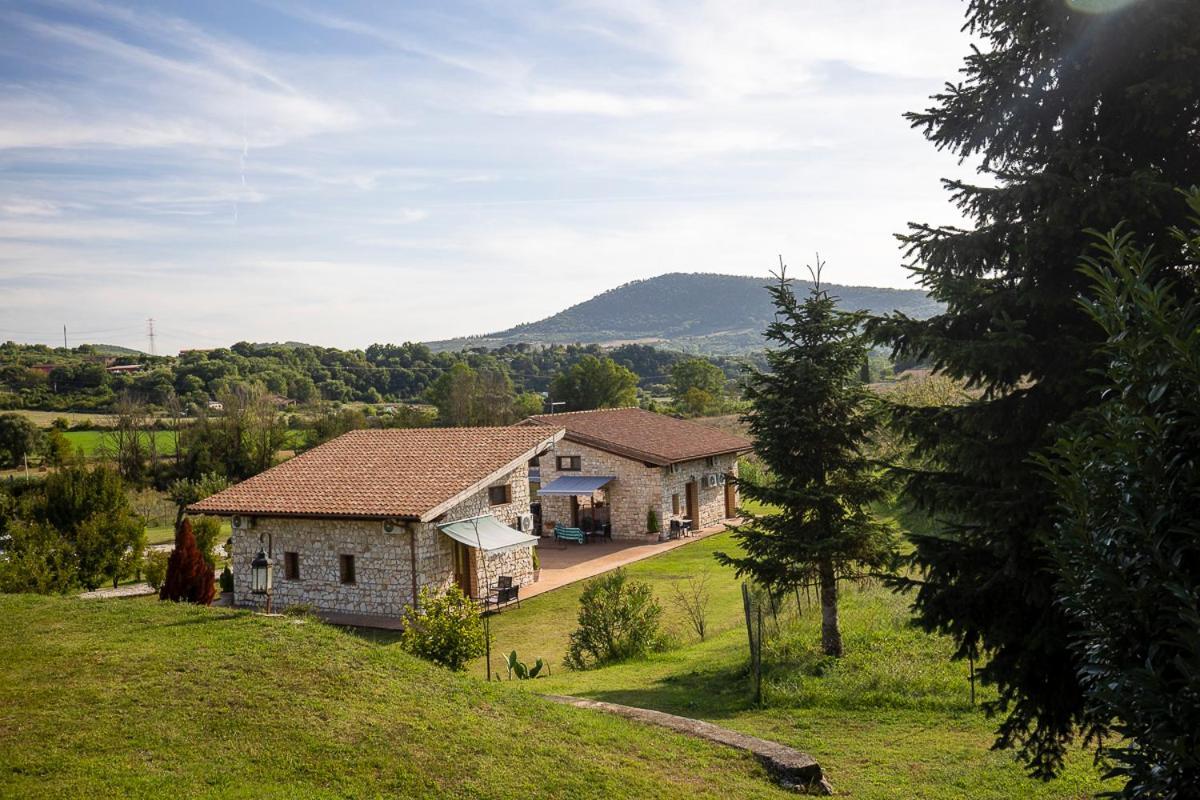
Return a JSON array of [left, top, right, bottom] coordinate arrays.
[[400, 586, 487, 671], [159, 519, 215, 605], [646, 508, 660, 534], [564, 568, 665, 670], [143, 549, 169, 591], [218, 565, 233, 593], [670, 574, 711, 641], [0, 521, 77, 594]]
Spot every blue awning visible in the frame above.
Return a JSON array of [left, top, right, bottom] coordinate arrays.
[[537, 475, 616, 496], [438, 514, 537, 554]]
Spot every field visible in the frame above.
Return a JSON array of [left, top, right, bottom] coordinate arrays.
[[461, 530, 1111, 799], [61, 429, 178, 458], [0, 595, 797, 800], [5, 409, 117, 427]]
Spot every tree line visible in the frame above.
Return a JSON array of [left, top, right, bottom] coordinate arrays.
[[0, 339, 761, 414]]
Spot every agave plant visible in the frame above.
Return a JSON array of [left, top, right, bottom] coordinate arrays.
[[505, 650, 548, 680]]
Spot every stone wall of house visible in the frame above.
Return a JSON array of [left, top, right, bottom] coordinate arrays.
[[435, 463, 535, 595], [536, 441, 664, 540], [228, 463, 535, 617], [230, 516, 425, 618], [660, 453, 740, 531]]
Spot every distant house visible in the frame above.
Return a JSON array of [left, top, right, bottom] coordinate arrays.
[[187, 427, 564, 623], [268, 394, 296, 408], [29, 364, 58, 375], [206, 401, 224, 412], [521, 408, 752, 539], [105, 363, 144, 374]]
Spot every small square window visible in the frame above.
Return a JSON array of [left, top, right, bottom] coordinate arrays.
[[488, 484, 512, 505], [705, 456, 716, 468], [557, 455, 581, 471], [339, 554, 356, 585], [284, 551, 300, 580]]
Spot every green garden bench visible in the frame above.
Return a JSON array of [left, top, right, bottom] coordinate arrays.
[[554, 523, 586, 544]]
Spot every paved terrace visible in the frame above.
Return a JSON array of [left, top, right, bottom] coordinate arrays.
[[520, 522, 733, 602]]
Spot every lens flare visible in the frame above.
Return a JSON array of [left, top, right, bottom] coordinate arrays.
[[1065, 0, 1143, 14]]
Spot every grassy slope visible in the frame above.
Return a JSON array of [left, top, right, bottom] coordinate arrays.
[[471, 531, 1110, 800], [0, 595, 795, 800]]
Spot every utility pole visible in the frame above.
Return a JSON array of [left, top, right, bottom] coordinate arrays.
[[147, 318, 156, 356], [63, 325, 67, 348]]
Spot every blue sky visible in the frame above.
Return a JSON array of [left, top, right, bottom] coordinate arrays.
[[0, 0, 974, 352]]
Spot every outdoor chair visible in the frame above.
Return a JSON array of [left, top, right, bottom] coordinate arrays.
[[554, 523, 587, 545], [487, 575, 520, 610]]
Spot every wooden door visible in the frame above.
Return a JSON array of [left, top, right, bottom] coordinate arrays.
[[570, 495, 580, 527], [724, 477, 737, 518], [453, 542, 475, 597], [685, 481, 699, 531]]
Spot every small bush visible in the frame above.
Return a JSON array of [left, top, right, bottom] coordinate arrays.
[[564, 568, 665, 670], [218, 565, 233, 593], [143, 549, 169, 591], [646, 507, 660, 534], [159, 519, 215, 606], [400, 586, 487, 671]]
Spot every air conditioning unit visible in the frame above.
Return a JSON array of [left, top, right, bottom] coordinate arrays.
[[517, 512, 534, 533], [705, 474, 720, 489]]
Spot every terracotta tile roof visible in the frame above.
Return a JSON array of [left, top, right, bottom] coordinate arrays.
[[524, 407, 751, 466], [187, 427, 563, 522]]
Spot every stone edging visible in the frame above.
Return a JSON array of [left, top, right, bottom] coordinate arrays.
[[543, 694, 832, 795]]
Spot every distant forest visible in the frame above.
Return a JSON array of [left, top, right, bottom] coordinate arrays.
[[0, 340, 769, 413]]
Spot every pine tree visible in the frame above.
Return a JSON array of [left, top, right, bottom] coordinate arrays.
[[718, 262, 894, 657], [160, 518, 215, 606], [868, 0, 1200, 776]]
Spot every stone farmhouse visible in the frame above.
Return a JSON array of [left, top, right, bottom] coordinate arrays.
[[187, 426, 564, 623], [522, 408, 752, 540]]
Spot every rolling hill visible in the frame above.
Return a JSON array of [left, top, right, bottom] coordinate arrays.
[[427, 272, 939, 354]]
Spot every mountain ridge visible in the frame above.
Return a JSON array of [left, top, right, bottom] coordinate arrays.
[[427, 272, 939, 355]]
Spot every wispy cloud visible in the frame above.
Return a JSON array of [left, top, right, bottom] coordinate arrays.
[[0, 0, 974, 351]]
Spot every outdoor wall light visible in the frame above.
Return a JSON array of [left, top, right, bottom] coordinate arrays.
[[250, 530, 274, 612]]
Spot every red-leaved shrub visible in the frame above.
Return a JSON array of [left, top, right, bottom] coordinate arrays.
[[159, 518, 215, 605]]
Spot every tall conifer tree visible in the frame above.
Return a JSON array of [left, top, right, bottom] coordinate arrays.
[[869, 0, 1200, 775], [718, 262, 894, 657]]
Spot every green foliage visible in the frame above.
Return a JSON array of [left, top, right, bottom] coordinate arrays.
[[178, 386, 286, 481], [530, 546, 540, 571], [504, 650, 548, 680], [143, 549, 169, 591], [400, 586, 487, 671], [646, 507, 660, 534], [550, 355, 638, 411], [218, 565, 233, 593], [39, 428, 73, 467], [1039, 212, 1200, 797], [0, 412, 41, 468], [0, 520, 78, 594], [166, 472, 230, 527], [866, 0, 1200, 777], [564, 568, 665, 670], [190, 516, 223, 569], [40, 463, 145, 590], [426, 362, 524, 426], [670, 358, 726, 415], [718, 265, 895, 657]]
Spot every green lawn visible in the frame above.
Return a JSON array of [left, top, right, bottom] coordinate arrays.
[[0, 595, 795, 800], [144, 520, 232, 547], [61, 429, 178, 458], [468, 530, 1112, 799]]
